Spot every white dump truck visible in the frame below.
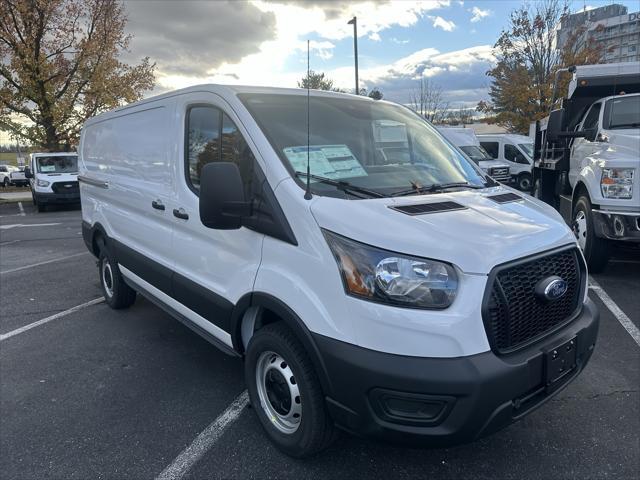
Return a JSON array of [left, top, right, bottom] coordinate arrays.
[[532, 62, 640, 272]]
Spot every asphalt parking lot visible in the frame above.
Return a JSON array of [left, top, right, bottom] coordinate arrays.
[[1, 202, 638, 480]]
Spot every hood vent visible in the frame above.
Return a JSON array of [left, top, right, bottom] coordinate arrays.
[[390, 201, 467, 216], [486, 193, 523, 204]]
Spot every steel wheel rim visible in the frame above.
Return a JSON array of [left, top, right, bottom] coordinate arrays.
[[101, 260, 114, 298], [255, 350, 301, 434], [573, 210, 588, 250], [519, 176, 531, 190]]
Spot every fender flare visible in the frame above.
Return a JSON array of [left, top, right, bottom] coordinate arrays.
[[231, 292, 335, 397]]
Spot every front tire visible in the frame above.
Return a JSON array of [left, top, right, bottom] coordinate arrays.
[[517, 172, 532, 191], [245, 323, 337, 458], [99, 250, 136, 309], [2, 177, 9, 187], [573, 195, 610, 273]]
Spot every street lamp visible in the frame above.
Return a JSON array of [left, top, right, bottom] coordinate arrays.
[[347, 16, 359, 95]]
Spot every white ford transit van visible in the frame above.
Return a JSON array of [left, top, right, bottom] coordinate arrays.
[[436, 127, 512, 184], [24, 152, 80, 211], [79, 85, 599, 458], [478, 134, 534, 191]]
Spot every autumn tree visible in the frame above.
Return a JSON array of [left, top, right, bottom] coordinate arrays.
[[409, 76, 449, 123], [0, 0, 155, 151], [478, 0, 602, 133]]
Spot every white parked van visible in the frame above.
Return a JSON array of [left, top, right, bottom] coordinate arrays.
[[25, 152, 79, 211], [79, 85, 598, 458], [478, 134, 534, 190], [436, 127, 512, 184]]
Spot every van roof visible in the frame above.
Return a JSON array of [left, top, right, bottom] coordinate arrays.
[[86, 84, 378, 124], [476, 133, 532, 143], [31, 152, 77, 157]]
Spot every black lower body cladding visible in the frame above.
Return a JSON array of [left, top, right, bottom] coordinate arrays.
[[316, 299, 599, 446]]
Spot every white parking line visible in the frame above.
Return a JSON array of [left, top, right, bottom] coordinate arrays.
[[589, 276, 640, 348], [0, 251, 90, 274], [156, 390, 249, 480], [18, 202, 25, 216], [0, 298, 104, 341], [0, 222, 61, 230]]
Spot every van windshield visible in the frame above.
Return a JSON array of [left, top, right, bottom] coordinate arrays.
[[518, 143, 533, 159], [36, 155, 78, 173], [239, 93, 487, 198], [459, 145, 492, 163]]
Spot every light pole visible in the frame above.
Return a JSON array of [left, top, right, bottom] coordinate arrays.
[[347, 16, 359, 94]]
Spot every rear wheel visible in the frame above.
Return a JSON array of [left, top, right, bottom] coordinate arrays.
[[245, 323, 337, 458], [572, 195, 610, 273], [99, 249, 136, 309], [2, 177, 9, 187]]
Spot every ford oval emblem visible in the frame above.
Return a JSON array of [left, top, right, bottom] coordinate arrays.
[[535, 276, 568, 302]]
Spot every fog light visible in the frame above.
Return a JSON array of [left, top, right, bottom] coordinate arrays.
[[613, 217, 625, 236], [370, 388, 454, 426]]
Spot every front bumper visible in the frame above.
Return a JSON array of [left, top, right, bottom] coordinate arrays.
[[34, 191, 80, 204], [317, 299, 599, 446], [592, 209, 640, 242]]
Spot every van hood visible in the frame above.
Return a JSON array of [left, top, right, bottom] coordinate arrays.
[[37, 172, 78, 181], [478, 160, 510, 170], [310, 186, 575, 275]]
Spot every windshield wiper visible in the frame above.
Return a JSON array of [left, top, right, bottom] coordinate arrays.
[[391, 181, 484, 197], [295, 172, 385, 198]]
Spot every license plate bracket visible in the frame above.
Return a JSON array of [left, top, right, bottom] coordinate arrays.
[[544, 336, 577, 392]]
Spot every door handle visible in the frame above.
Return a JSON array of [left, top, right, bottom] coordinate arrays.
[[173, 208, 189, 220], [151, 200, 165, 211]]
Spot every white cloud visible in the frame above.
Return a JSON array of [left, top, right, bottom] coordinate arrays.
[[429, 16, 456, 31], [470, 6, 491, 23], [369, 32, 381, 41], [391, 37, 410, 44]]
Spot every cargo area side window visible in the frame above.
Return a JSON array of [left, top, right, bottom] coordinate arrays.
[[186, 106, 255, 197], [504, 144, 528, 164], [480, 141, 499, 158]]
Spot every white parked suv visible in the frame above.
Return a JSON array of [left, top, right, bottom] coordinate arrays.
[[79, 85, 599, 457], [478, 134, 534, 191]]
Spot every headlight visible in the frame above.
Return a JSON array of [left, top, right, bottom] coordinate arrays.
[[36, 179, 50, 187], [601, 168, 634, 199], [323, 230, 458, 309]]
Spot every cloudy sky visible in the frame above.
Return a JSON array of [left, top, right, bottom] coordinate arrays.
[[124, 0, 638, 108]]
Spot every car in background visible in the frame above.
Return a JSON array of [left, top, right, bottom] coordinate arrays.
[[9, 167, 29, 187], [436, 127, 512, 184], [478, 134, 534, 191], [0, 165, 19, 187], [24, 152, 79, 211]]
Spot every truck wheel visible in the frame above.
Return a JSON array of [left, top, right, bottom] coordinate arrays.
[[36, 201, 46, 213], [2, 177, 8, 187], [245, 322, 337, 458], [517, 173, 532, 191], [573, 195, 610, 273], [99, 250, 136, 309]]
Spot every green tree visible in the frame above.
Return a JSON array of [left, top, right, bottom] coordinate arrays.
[[0, 0, 155, 151], [298, 70, 340, 91], [479, 0, 602, 133]]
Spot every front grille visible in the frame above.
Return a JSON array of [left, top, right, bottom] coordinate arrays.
[[490, 167, 510, 178], [51, 181, 79, 194], [483, 247, 584, 354]]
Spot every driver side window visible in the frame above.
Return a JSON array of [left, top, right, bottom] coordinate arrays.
[[582, 103, 601, 131]]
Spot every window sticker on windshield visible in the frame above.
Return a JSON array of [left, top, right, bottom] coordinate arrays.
[[283, 145, 367, 180], [39, 165, 56, 172]]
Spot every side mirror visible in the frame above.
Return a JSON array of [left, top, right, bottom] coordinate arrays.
[[24, 166, 33, 178], [583, 127, 598, 142], [199, 162, 251, 230]]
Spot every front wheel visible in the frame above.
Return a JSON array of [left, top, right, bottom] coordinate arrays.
[[245, 323, 337, 458], [573, 195, 610, 273], [517, 172, 532, 191], [2, 177, 9, 187]]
